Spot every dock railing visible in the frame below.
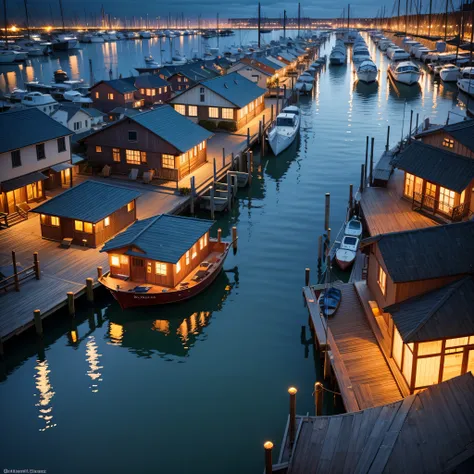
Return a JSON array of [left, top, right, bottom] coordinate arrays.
[[0, 251, 40, 292]]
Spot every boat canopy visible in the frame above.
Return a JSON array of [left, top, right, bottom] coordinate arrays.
[[276, 114, 296, 127]]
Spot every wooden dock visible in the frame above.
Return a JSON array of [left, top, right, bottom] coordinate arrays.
[[304, 282, 402, 412]]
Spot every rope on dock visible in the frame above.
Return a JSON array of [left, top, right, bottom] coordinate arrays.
[[312, 385, 342, 397]]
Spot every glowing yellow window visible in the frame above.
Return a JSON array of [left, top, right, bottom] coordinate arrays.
[[120, 255, 129, 265], [95, 91, 99, 99], [40, 214, 46, 224], [199, 237, 203, 250], [111, 255, 120, 267], [104, 216, 110, 227], [209, 107, 219, 118], [107, 93, 114, 100], [204, 234, 208, 246], [75, 220, 84, 231], [186, 251, 190, 265], [188, 105, 197, 117], [84, 222, 93, 233], [222, 108, 234, 120], [51, 216, 60, 227], [175, 104, 186, 115], [127, 201, 134, 212], [96, 146, 102, 153], [176, 261, 181, 274], [192, 245, 197, 259], [377, 265, 387, 296], [155, 263, 167, 275]]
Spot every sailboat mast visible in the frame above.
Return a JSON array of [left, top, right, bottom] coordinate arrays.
[[428, 0, 432, 38], [216, 12, 219, 49], [258, 2, 261, 49], [397, 0, 401, 31], [298, 2, 300, 36], [347, 3, 350, 30], [58, 0, 65, 30], [3, 0, 8, 50], [444, 0, 449, 41], [283, 9, 286, 39], [23, 0, 30, 39], [405, 0, 409, 35]]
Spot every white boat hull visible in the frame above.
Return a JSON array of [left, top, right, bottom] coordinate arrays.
[[357, 69, 378, 83], [335, 249, 356, 270], [0, 51, 16, 63], [440, 69, 460, 82], [389, 70, 420, 86], [330, 56, 345, 65], [457, 79, 474, 97], [268, 127, 299, 156]]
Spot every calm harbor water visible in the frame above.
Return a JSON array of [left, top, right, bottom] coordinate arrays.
[[0, 32, 471, 473]]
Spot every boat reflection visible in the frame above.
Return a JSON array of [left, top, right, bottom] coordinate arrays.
[[262, 136, 300, 182], [353, 79, 379, 99], [103, 270, 237, 358], [387, 77, 421, 102], [328, 63, 348, 84]]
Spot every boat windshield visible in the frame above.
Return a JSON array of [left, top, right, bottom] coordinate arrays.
[[283, 108, 299, 116], [343, 236, 358, 246], [277, 117, 295, 127], [348, 221, 360, 230]]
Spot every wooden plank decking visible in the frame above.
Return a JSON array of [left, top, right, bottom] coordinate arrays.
[[304, 283, 402, 412], [360, 170, 437, 237]]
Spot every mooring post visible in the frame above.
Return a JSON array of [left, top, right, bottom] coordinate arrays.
[[365, 135, 369, 182], [12, 250, 19, 292], [217, 228, 222, 244], [33, 252, 40, 280], [246, 150, 251, 175], [222, 147, 226, 169], [305, 267, 310, 286], [97, 266, 103, 279], [213, 158, 217, 183], [360, 164, 365, 192], [386, 125, 390, 151], [226, 172, 232, 210], [239, 153, 244, 172], [369, 137, 375, 186], [258, 120, 262, 144], [263, 114, 266, 131], [264, 442, 273, 474], [190, 176, 195, 214], [276, 86, 280, 114], [209, 186, 215, 220], [86, 278, 94, 303], [231, 152, 235, 171], [271, 104, 274, 123], [34, 309, 43, 337], [247, 127, 250, 147], [283, 84, 287, 106], [288, 386, 297, 446], [318, 235, 323, 265], [324, 193, 330, 231], [232, 226, 238, 253], [349, 184, 353, 215], [326, 228, 331, 256], [314, 382, 323, 416], [415, 113, 419, 134], [67, 292, 75, 316], [408, 110, 413, 142], [261, 123, 265, 156]]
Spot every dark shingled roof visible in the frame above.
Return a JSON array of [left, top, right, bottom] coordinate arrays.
[[131, 105, 212, 153], [134, 74, 169, 89], [361, 221, 474, 283], [394, 141, 474, 193], [286, 373, 474, 474], [53, 103, 84, 121], [92, 77, 136, 94], [101, 214, 214, 263], [443, 119, 474, 151], [31, 180, 141, 223], [384, 277, 474, 342], [0, 108, 72, 153]]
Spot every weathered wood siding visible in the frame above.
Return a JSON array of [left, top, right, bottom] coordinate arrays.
[[419, 132, 474, 159], [90, 83, 134, 113], [367, 245, 397, 309]]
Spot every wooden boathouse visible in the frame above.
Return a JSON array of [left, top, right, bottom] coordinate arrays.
[[31, 180, 141, 248]]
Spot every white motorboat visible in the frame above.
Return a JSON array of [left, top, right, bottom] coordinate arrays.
[[335, 235, 360, 271], [90, 33, 105, 43], [21, 92, 58, 114], [63, 90, 93, 103], [0, 50, 16, 63], [330, 39, 346, 65], [439, 64, 460, 82], [457, 67, 474, 97], [344, 217, 363, 238], [357, 59, 378, 83], [387, 48, 410, 61], [267, 106, 301, 156], [388, 61, 421, 86], [15, 40, 44, 56], [107, 31, 118, 41], [51, 34, 79, 51], [139, 31, 152, 39], [352, 48, 371, 63], [9, 88, 27, 101], [295, 79, 313, 94]]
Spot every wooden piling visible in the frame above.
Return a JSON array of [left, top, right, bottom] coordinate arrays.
[[271, 104, 274, 123], [369, 137, 375, 186], [318, 235, 323, 264], [190, 176, 195, 214], [67, 292, 75, 316], [12, 250, 19, 292], [261, 122, 265, 157], [276, 86, 280, 114], [232, 226, 238, 252], [264, 442, 273, 474], [365, 136, 369, 181], [97, 266, 103, 279], [246, 150, 251, 174], [324, 349, 331, 379], [213, 158, 217, 182], [415, 113, 419, 134], [209, 186, 215, 220], [305, 268, 310, 286], [34, 309, 43, 337], [314, 382, 323, 416], [226, 173, 232, 210], [231, 152, 235, 171], [360, 164, 365, 192], [247, 128, 250, 146], [263, 114, 266, 131], [386, 125, 390, 151], [259, 120, 262, 144], [409, 110, 413, 142], [217, 228, 222, 244], [33, 252, 40, 280], [288, 387, 297, 446], [324, 193, 330, 231], [222, 148, 226, 169], [86, 278, 94, 303], [326, 228, 331, 253]]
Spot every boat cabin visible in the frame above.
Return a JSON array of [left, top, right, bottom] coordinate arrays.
[[31, 180, 141, 248], [101, 214, 217, 289], [395, 141, 474, 222], [361, 221, 474, 393], [276, 113, 297, 128]]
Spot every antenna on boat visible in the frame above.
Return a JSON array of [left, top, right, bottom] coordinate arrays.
[[23, 0, 31, 39], [58, 0, 65, 30], [258, 2, 261, 49], [3, 0, 8, 50], [283, 10, 286, 39]]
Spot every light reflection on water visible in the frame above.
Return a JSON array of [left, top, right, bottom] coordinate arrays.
[[34, 359, 56, 432]]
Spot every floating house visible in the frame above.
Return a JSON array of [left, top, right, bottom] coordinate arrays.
[[99, 214, 230, 307], [394, 140, 474, 222], [360, 221, 474, 394], [0, 108, 73, 225], [82, 105, 213, 182], [169, 72, 266, 131], [31, 180, 141, 248], [280, 373, 474, 474], [415, 118, 474, 158]]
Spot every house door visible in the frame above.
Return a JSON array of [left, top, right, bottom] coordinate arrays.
[[6, 191, 15, 213], [61, 169, 71, 186], [131, 257, 146, 282]]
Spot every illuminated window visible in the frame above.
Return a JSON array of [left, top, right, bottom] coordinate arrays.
[[222, 108, 234, 120], [392, 326, 403, 369], [209, 107, 219, 118], [140, 151, 147, 163], [425, 182, 436, 199], [198, 142, 203, 151], [107, 93, 114, 100], [202, 141, 206, 149], [180, 153, 187, 165], [193, 146, 197, 157], [155, 263, 167, 275], [199, 237, 203, 250], [175, 104, 186, 115], [127, 201, 134, 212], [239, 105, 248, 119], [75, 220, 84, 231], [104, 216, 110, 227], [442, 137, 454, 148], [40, 214, 46, 224], [204, 233, 208, 246], [84, 222, 93, 233], [415, 355, 441, 388], [95, 91, 99, 99], [120, 255, 129, 265], [146, 88, 152, 96], [147, 262, 152, 273], [418, 341, 442, 355], [111, 255, 120, 267], [140, 88, 145, 94], [186, 251, 190, 265], [126, 149, 141, 165], [158, 87, 162, 94], [249, 101, 254, 112], [188, 105, 197, 117], [176, 261, 181, 274], [377, 265, 387, 296], [162, 154, 175, 169], [51, 216, 60, 227], [113, 148, 120, 162], [192, 245, 197, 259], [439, 187, 455, 214], [96, 146, 102, 153]]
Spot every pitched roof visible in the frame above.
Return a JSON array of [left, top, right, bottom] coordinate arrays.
[[161, 62, 219, 82], [83, 108, 106, 118], [131, 105, 213, 153], [197, 72, 266, 108], [53, 103, 85, 121], [31, 180, 141, 223], [92, 77, 136, 94], [361, 221, 474, 283], [394, 141, 474, 193], [109, 107, 141, 117], [133, 74, 169, 89], [385, 277, 474, 342], [287, 373, 474, 474], [0, 108, 72, 153], [240, 57, 276, 75], [415, 119, 474, 152], [101, 214, 214, 263]]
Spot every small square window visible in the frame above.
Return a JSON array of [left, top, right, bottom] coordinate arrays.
[[113, 148, 120, 162], [442, 137, 454, 148], [51, 216, 60, 227], [107, 93, 114, 100], [120, 255, 129, 265], [209, 107, 219, 119], [104, 216, 110, 227], [155, 262, 167, 275], [128, 131, 137, 142], [96, 146, 102, 153], [175, 104, 186, 115], [188, 105, 197, 117], [377, 265, 387, 296], [111, 255, 120, 267], [75, 220, 84, 232], [84, 222, 93, 233], [57, 137, 66, 153]]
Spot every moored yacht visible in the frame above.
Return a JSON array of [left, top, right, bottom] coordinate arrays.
[[335, 235, 359, 270], [388, 61, 421, 86], [457, 67, 474, 96], [357, 59, 378, 83], [21, 92, 58, 114], [267, 105, 301, 156], [439, 64, 461, 82], [0, 50, 16, 63]]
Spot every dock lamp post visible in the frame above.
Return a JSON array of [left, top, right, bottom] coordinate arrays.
[[288, 386, 298, 446], [264, 441, 273, 474]]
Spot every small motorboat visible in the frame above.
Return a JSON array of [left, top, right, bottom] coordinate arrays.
[[344, 217, 363, 238], [64, 90, 93, 103], [357, 59, 378, 83], [318, 287, 342, 317], [457, 68, 474, 97], [335, 235, 359, 270], [388, 61, 421, 86], [267, 106, 301, 156]]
